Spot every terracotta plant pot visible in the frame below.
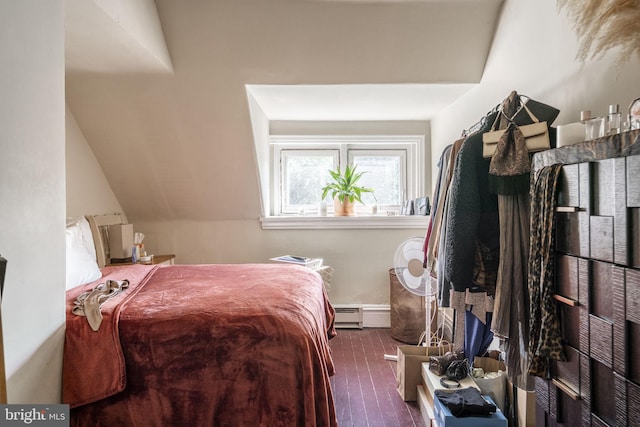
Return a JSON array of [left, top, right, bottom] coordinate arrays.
[[334, 197, 356, 216]]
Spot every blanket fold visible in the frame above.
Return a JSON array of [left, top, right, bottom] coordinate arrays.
[[63, 265, 160, 408]]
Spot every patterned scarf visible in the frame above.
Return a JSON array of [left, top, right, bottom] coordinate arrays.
[[488, 123, 532, 194], [527, 164, 566, 377], [488, 92, 532, 195]]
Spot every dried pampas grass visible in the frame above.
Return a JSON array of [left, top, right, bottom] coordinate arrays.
[[557, 0, 640, 63]]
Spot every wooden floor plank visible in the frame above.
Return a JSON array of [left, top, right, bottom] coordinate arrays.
[[330, 332, 353, 425], [350, 327, 376, 426], [361, 329, 403, 427], [329, 328, 423, 426]]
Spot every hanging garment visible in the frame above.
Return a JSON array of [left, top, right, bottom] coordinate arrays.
[[489, 92, 535, 390], [528, 163, 566, 377], [437, 192, 454, 307], [450, 289, 494, 353], [493, 193, 533, 390], [423, 144, 452, 267], [433, 139, 465, 307], [444, 112, 500, 296]]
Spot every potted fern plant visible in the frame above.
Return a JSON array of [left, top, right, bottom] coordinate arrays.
[[321, 164, 374, 216]]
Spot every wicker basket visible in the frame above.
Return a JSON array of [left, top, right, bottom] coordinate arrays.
[[389, 268, 426, 344]]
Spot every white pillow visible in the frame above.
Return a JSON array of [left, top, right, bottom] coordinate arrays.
[[66, 216, 97, 262], [66, 220, 101, 290]]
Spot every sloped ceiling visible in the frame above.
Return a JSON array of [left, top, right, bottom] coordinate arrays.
[[65, 0, 504, 222]]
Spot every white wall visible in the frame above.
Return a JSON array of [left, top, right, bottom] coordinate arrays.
[[247, 91, 271, 217], [66, 105, 124, 218], [431, 0, 640, 182], [0, 0, 66, 403]]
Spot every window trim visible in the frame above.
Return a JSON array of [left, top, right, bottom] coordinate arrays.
[[260, 214, 430, 230], [269, 135, 425, 218]]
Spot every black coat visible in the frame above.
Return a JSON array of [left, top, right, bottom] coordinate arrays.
[[443, 112, 500, 294]]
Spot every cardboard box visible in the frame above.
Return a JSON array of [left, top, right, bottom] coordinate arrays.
[[433, 393, 507, 427], [108, 223, 133, 260]]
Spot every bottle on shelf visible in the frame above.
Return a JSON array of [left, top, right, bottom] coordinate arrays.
[[581, 110, 605, 141], [607, 104, 621, 135]]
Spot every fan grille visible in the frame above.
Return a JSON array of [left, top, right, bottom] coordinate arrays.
[[393, 237, 435, 297]]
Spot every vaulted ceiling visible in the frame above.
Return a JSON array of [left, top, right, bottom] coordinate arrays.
[[65, 0, 504, 222]]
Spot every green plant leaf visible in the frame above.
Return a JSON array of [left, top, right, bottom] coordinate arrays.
[[320, 163, 375, 205]]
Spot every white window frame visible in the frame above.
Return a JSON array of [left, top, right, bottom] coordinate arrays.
[[269, 135, 425, 219], [347, 148, 409, 213], [279, 148, 340, 215]]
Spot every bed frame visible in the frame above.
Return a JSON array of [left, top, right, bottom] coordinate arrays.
[[85, 213, 128, 268]]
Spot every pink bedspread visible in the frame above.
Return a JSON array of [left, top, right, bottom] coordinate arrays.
[[63, 263, 336, 426]]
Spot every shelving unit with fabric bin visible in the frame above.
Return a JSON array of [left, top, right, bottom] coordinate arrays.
[[530, 128, 640, 426]]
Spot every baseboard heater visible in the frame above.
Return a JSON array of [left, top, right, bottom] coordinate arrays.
[[333, 304, 363, 329]]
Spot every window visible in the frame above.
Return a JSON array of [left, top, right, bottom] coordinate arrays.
[[280, 150, 338, 214], [270, 136, 424, 216]]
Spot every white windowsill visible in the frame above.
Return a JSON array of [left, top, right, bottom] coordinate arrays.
[[260, 215, 430, 230]]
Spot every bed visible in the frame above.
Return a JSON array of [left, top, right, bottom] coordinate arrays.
[[63, 214, 337, 426]]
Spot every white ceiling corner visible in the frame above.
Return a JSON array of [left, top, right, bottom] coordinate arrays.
[[65, 0, 172, 73], [246, 83, 477, 121]]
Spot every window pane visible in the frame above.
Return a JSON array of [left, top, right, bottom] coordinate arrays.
[[282, 152, 336, 211], [352, 154, 403, 206]]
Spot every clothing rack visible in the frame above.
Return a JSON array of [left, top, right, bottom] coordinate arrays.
[[462, 91, 530, 137], [461, 103, 500, 137]]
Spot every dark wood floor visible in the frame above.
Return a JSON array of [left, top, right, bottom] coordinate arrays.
[[329, 328, 424, 427]]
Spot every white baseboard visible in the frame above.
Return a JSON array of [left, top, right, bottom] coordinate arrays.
[[332, 304, 391, 328], [362, 304, 390, 328]]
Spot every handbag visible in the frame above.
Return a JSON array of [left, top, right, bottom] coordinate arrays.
[[445, 358, 470, 381], [428, 351, 463, 376], [483, 101, 551, 158]]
